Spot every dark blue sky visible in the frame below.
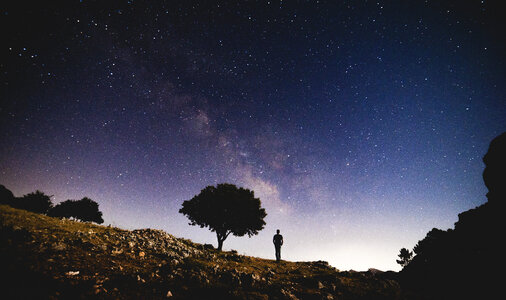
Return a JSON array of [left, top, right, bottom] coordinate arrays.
[[1, 0, 504, 270]]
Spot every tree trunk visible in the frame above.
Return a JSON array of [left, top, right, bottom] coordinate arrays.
[[217, 238, 223, 251], [217, 234, 224, 251], [216, 231, 231, 251]]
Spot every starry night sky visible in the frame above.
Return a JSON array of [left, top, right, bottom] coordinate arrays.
[[1, 1, 505, 271]]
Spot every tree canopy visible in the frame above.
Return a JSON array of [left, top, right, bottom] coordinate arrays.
[[0, 184, 15, 206], [396, 248, 413, 268], [179, 183, 267, 251], [14, 190, 53, 214], [49, 197, 104, 224]]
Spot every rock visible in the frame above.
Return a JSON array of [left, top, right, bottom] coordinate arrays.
[[267, 269, 276, 278], [281, 288, 299, 300], [219, 272, 241, 286], [65, 270, 79, 276], [139, 251, 145, 258], [212, 264, 220, 273], [367, 268, 383, 275], [166, 290, 173, 298], [312, 260, 330, 269], [241, 273, 265, 287], [317, 281, 325, 289], [52, 242, 67, 251], [232, 274, 242, 286], [240, 273, 255, 287], [112, 248, 124, 255]]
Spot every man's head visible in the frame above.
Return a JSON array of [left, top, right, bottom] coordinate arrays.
[[276, 229, 280, 234]]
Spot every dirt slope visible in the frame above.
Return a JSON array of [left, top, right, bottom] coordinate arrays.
[[0, 205, 402, 299]]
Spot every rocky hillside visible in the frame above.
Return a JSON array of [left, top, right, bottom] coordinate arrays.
[[1, 205, 402, 299]]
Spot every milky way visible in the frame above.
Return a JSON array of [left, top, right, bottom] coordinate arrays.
[[1, 1, 504, 270]]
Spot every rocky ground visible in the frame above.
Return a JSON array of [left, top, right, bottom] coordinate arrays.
[[1, 205, 403, 299]]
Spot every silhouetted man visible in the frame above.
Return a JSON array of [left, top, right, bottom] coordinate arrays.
[[273, 229, 283, 262]]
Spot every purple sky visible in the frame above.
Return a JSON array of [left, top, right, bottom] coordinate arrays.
[[1, 0, 504, 271]]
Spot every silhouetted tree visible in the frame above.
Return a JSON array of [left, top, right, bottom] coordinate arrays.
[[412, 228, 451, 257], [396, 248, 413, 268], [0, 184, 15, 206], [179, 183, 267, 251], [14, 190, 53, 214], [49, 197, 104, 224]]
